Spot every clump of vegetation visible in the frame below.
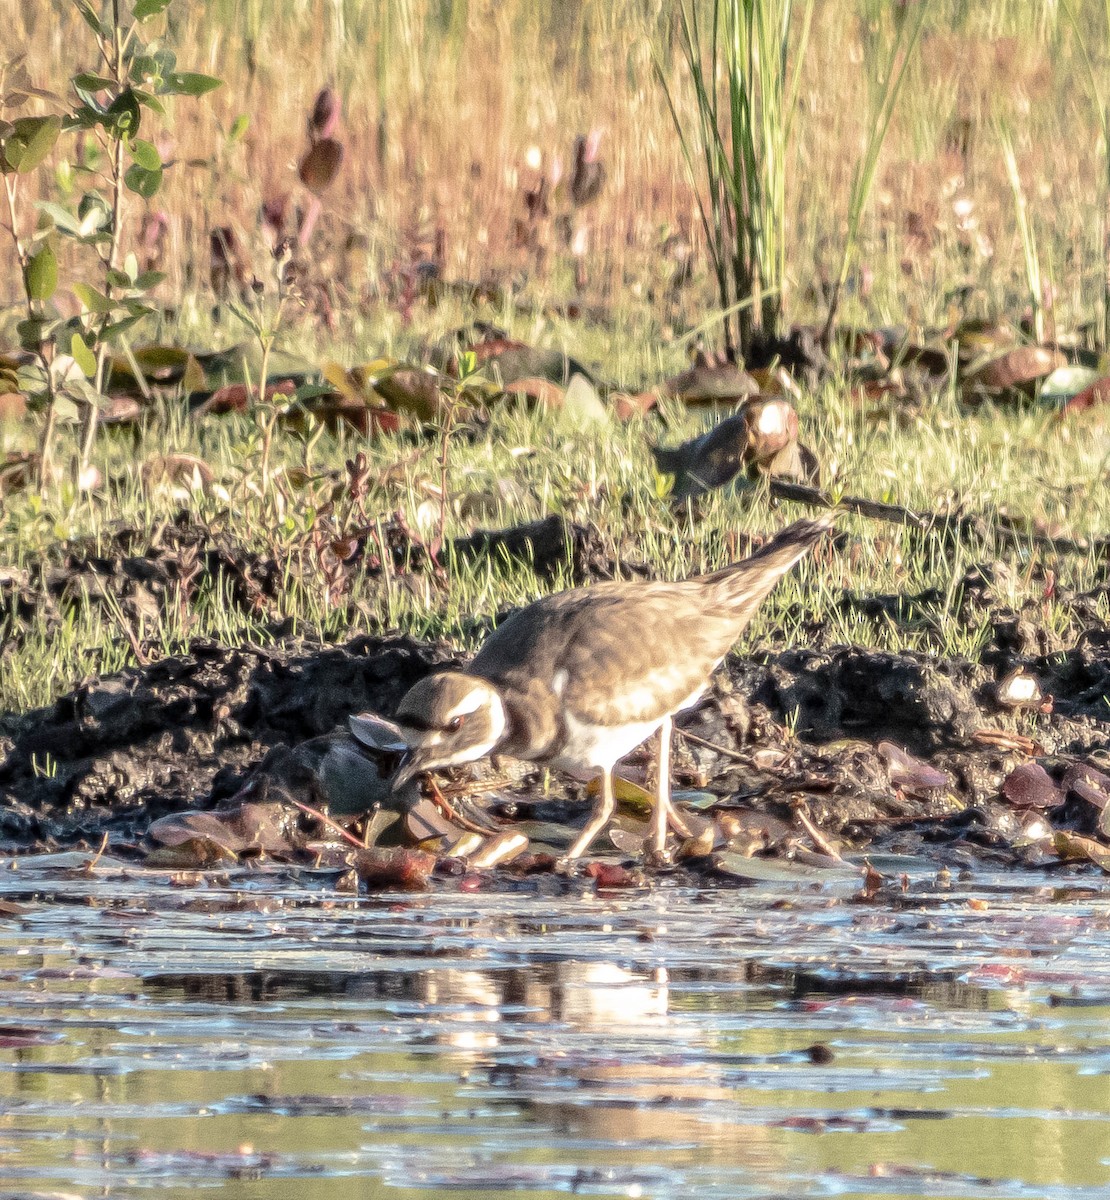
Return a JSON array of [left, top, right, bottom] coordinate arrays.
[[0, 0, 1108, 721]]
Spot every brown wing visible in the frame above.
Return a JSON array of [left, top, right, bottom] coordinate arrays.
[[471, 580, 737, 727], [471, 515, 831, 732]]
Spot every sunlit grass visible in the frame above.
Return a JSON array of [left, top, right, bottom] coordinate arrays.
[[1, 333, 1107, 713], [2, 2, 1110, 714]]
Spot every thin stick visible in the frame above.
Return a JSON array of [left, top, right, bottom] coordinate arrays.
[[676, 727, 751, 764], [427, 776, 499, 835], [793, 803, 845, 863], [291, 799, 365, 848], [768, 480, 1110, 558], [84, 831, 111, 873]]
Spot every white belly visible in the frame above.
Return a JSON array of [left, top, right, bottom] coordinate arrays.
[[549, 683, 708, 776]]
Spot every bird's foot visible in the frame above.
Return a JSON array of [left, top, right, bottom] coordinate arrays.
[[643, 843, 675, 869], [554, 854, 587, 877]]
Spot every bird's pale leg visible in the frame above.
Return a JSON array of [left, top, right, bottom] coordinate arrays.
[[565, 767, 616, 860], [653, 716, 691, 849], [651, 715, 672, 855]]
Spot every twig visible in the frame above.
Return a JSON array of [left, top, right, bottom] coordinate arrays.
[[83, 831, 110, 873], [769, 480, 1110, 558], [792, 802, 845, 863], [291, 799, 365, 848], [427, 776, 500, 835], [676, 727, 751, 764]]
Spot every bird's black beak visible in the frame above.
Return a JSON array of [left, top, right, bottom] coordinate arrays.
[[349, 712, 427, 793], [390, 751, 430, 793]]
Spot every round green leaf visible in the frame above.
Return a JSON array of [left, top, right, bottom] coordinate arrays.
[[129, 137, 161, 170], [25, 242, 58, 302], [3, 115, 62, 174], [124, 161, 163, 198]]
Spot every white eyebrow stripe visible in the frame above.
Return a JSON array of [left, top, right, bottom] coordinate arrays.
[[443, 688, 490, 720]]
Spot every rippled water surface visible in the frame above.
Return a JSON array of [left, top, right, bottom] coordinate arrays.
[[2, 855, 1110, 1199]]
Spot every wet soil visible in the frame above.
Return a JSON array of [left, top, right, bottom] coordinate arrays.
[[1, 516, 1108, 872]]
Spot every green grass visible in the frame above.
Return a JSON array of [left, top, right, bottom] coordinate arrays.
[[3, 2, 1110, 715], [2, 301, 1107, 713]]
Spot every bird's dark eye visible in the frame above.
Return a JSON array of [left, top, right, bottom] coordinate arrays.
[[447, 715, 464, 732]]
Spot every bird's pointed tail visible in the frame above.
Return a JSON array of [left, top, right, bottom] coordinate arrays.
[[707, 513, 834, 618]]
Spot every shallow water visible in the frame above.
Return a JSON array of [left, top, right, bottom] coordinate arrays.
[[1, 856, 1109, 1200]]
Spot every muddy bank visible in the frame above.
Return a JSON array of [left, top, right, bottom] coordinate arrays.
[[1, 618, 1107, 871]]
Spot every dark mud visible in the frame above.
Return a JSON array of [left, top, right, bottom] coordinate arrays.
[[1, 516, 1108, 872], [0, 621, 1107, 872]]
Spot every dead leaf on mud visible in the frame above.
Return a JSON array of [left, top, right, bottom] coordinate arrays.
[[1000, 762, 1063, 810], [1057, 374, 1110, 416], [193, 378, 296, 416], [350, 845, 436, 890], [663, 353, 759, 405], [994, 668, 1043, 709], [1052, 831, 1110, 872], [652, 396, 817, 500], [877, 741, 950, 794], [1063, 762, 1110, 811], [962, 344, 1065, 398]]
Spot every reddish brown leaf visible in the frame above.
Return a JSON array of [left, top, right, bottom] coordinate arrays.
[[1000, 762, 1063, 810], [352, 845, 436, 890], [298, 137, 344, 194]]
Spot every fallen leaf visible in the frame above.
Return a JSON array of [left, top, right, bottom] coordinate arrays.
[[351, 845, 436, 890], [1000, 763, 1063, 810]]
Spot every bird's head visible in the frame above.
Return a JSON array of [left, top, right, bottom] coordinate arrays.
[[349, 672, 507, 792]]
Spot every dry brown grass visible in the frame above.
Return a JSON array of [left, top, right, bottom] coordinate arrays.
[[8, 1, 1110, 342]]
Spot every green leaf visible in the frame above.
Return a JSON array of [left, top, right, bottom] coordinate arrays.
[[124, 161, 162, 198], [72, 73, 115, 92], [133, 270, 165, 291], [65, 105, 105, 131], [106, 89, 141, 136], [133, 0, 172, 18], [227, 301, 263, 336], [71, 83, 108, 115], [106, 269, 132, 289], [2, 115, 62, 174], [72, 282, 113, 313], [76, 193, 111, 238], [162, 71, 223, 97], [16, 315, 51, 352], [25, 242, 57, 302], [128, 137, 161, 169], [228, 113, 249, 142], [73, 0, 105, 35], [100, 310, 147, 341], [132, 89, 166, 116], [35, 201, 82, 236], [70, 331, 96, 376]]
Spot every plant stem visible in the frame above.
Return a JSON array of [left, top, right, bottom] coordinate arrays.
[[3, 173, 62, 489], [436, 392, 456, 573], [81, 0, 128, 479]]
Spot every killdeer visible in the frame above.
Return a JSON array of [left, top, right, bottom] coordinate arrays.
[[351, 515, 832, 860]]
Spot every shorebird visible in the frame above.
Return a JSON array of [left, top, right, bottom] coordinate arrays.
[[351, 516, 832, 860]]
